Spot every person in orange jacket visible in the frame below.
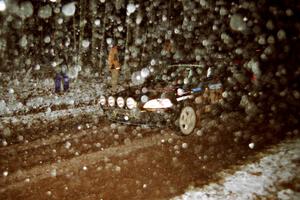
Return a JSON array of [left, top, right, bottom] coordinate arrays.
[[108, 46, 121, 91]]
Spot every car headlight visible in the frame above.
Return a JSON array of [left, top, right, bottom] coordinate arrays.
[[126, 97, 137, 109], [100, 96, 106, 106], [117, 97, 125, 108], [108, 96, 115, 107], [141, 87, 148, 93], [141, 95, 149, 103], [143, 98, 173, 109]]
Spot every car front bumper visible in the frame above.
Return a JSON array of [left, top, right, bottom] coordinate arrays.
[[104, 108, 175, 126]]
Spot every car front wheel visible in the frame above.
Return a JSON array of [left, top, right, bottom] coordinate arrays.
[[179, 106, 196, 135]]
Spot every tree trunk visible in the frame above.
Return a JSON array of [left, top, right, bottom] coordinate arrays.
[[78, 0, 86, 68], [123, 20, 131, 81], [73, 15, 77, 63], [99, 3, 107, 78], [90, 0, 98, 69]]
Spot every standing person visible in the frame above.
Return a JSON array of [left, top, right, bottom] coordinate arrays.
[[54, 63, 69, 93], [108, 45, 121, 92], [62, 73, 69, 92], [55, 72, 62, 93], [61, 64, 69, 92]]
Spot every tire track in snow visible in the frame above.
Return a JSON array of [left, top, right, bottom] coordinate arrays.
[[0, 133, 178, 193]]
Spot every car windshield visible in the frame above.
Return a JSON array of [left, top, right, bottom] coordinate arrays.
[[158, 66, 201, 88]]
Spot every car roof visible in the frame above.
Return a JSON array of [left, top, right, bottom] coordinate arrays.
[[167, 64, 205, 68]]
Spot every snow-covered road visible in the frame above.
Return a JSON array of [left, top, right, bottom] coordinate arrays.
[[173, 138, 300, 200]]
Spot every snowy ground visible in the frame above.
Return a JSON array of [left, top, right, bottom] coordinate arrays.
[[173, 138, 300, 200], [1, 73, 299, 200], [0, 74, 105, 128]]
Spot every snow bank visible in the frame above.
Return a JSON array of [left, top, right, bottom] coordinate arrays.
[[173, 138, 300, 200]]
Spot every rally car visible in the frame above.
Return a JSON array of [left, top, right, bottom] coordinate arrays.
[[99, 64, 223, 135]]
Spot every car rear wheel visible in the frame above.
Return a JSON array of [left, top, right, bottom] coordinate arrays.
[[179, 106, 196, 135]]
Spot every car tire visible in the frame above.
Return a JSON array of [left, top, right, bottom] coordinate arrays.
[[179, 105, 196, 135]]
